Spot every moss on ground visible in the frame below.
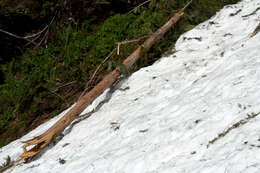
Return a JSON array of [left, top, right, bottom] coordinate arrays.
[[0, 0, 241, 147]]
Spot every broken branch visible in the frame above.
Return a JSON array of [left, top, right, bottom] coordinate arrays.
[[20, 0, 192, 161]]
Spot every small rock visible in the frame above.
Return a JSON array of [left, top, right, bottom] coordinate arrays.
[[62, 143, 70, 148], [59, 158, 66, 164], [139, 129, 149, 133], [195, 119, 201, 124], [191, 151, 196, 155], [110, 122, 120, 131]]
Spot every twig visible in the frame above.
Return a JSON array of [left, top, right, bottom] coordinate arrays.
[[250, 23, 260, 37], [182, 0, 193, 11], [117, 36, 149, 45], [51, 81, 77, 93], [24, 25, 49, 39], [24, 15, 55, 39], [0, 15, 56, 47], [77, 48, 116, 102], [25, 32, 42, 47], [32, 15, 55, 49], [49, 89, 70, 107], [128, 0, 152, 14], [33, 29, 49, 49], [0, 29, 37, 45], [25, 16, 55, 47], [117, 36, 149, 55]]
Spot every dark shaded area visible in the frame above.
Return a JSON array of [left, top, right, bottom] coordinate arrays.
[[0, 0, 146, 84], [0, 15, 38, 84], [0, 14, 39, 60], [57, 0, 147, 24]]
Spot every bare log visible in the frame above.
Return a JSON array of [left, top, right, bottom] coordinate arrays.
[[20, 0, 192, 161]]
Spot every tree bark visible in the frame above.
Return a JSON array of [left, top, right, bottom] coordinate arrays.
[[20, 0, 192, 161]]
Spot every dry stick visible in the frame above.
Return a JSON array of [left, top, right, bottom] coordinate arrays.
[[49, 89, 70, 107], [117, 36, 149, 55], [0, 29, 37, 45], [25, 25, 48, 38], [20, 0, 192, 161], [25, 32, 42, 47], [128, 0, 152, 14], [51, 81, 77, 93], [24, 15, 55, 39], [0, 16, 55, 47], [250, 23, 260, 37], [34, 29, 49, 49]]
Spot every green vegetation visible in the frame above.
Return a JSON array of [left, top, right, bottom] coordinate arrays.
[[0, 0, 241, 147], [0, 155, 11, 168], [0, 0, 59, 19]]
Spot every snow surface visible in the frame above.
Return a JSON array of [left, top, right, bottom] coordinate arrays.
[[1, 0, 260, 172]]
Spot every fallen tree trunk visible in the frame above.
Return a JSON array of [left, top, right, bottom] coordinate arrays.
[[20, 0, 192, 161]]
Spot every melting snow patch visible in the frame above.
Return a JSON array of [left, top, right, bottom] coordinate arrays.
[[1, 0, 260, 172]]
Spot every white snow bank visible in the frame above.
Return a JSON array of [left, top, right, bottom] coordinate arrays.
[[1, 0, 260, 172]]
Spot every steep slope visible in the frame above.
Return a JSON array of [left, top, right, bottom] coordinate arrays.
[[1, 0, 260, 172]]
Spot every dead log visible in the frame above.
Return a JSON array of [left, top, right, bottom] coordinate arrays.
[[20, 0, 192, 161]]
